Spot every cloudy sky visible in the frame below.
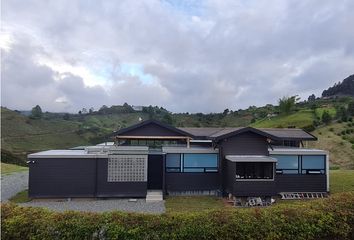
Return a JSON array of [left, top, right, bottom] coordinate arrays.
[[1, 0, 354, 113]]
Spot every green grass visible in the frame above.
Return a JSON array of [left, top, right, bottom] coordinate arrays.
[[330, 170, 354, 193], [1, 162, 28, 175], [165, 170, 354, 213], [251, 109, 315, 128], [165, 196, 227, 213], [315, 107, 336, 119], [309, 122, 354, 169], [9, 190, 31, 203]]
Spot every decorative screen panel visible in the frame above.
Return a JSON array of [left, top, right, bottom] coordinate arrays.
[[108, 155, 147, 182]]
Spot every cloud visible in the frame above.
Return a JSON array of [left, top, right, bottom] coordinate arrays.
[[1, 0, 354, 113]]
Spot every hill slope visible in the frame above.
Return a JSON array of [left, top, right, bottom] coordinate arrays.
[[322, 74, 354, 97]]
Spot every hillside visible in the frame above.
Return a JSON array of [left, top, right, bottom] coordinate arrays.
[[309, 122, 354, 169], [1, 96, 354, 168], [322, 74, 354, 97]]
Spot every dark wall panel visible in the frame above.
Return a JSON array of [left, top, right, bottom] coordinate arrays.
[[233, 181, 277, 196], [275, 175, 327, 192], [220, 132, 268, 156], [29, 158, 96, 198], [96, 158, 147, 197], [165, 173, 221, 191], [120, 123, 184, 136]]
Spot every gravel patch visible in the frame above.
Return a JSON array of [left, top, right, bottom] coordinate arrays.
[[1, 171, 29, 202], [21, 199, 165, 214]]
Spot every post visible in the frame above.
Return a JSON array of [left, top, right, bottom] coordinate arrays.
[[187, 138, 190, 148]]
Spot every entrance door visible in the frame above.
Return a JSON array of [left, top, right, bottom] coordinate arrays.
[[147, 155, 163, 189]]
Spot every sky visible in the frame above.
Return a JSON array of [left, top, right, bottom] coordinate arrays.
[[1, 0, 354, 113]]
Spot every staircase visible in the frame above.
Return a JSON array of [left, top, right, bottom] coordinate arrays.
[[146, 190, 163, 202], [279, 192, 328, 200]]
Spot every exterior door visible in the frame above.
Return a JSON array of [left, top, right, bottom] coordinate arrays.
[[148, 154, 163, 189]]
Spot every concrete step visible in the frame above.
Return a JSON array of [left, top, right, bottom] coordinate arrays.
[[146, 190, 163, 202]]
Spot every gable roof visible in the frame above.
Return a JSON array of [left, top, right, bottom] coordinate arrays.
[[111, 120, 317, 141], [112, 120, 194, 137]]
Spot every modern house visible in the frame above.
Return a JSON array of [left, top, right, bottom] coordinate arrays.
[[28, 120, 329, 200]]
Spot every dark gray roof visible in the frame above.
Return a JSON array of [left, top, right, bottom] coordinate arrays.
[[178, 127, 316, 141]]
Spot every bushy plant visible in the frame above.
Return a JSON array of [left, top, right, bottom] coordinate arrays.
[[2, 192, 354, 240]]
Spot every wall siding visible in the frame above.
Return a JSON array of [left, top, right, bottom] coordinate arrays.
[[220, 132, 269, 156], [96, 158, 147, 197], [29, 158, 96, 198], [275, 174, 327, 192], [165, 173, 220, 192], [119, 123, 184, 136]]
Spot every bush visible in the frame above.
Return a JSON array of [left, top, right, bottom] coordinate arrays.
[[2, 192, 354, 240], [303, 124, 315, 132]]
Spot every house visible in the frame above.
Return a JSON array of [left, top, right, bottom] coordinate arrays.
[[27, 120, 329, 200]]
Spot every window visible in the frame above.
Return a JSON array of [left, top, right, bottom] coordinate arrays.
[[166, 154, 181, 172], [183, 154, 218, 172], [236, 162, 274, 180], [301, 155, 325, 174], [165, 153, 218, 173], [271, 155, 299, 174]]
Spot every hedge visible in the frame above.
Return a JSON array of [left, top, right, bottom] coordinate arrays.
[[1, 192, 354, 240]]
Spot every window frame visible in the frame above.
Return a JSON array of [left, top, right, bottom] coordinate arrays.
[[165, 153, 219, 173], [272, 154, 300, 174], [235, 162, 275, 181]]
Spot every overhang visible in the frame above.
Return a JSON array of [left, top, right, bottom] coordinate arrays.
[[226, 155, 277, 162]]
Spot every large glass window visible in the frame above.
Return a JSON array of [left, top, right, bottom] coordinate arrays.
[[271, 155, 299, 174], [236, 162, 274, 180], [165, 153, 218, 173], [183, 154, 218, 172], [301, 155, 325, 174], [166, 154, 181, 172]]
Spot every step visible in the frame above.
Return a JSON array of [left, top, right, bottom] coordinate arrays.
[[146, 190, 163, 202]]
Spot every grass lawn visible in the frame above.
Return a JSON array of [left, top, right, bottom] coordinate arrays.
[[1, 162, 28, 175], [251, 110, 315, 128], [165, 196, 228, 213], [9, 190, 31, 203], [165, 170, 354, 213], [330, 170, 354, 193]]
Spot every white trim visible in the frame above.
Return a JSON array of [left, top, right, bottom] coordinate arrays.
[[326, 152, 330, 192], [162, 147, 218, 154], [28, 150, 108, 159], [226, 155, 277, 162], [269, 147, 328, 155]]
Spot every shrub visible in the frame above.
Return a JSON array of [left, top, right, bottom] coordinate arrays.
[[329, 128, 334, 132], [303, 124, 315, 132], [2, 192, 354, 240]]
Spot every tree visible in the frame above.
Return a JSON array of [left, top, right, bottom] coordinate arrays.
[[81, 108, 88, 114], [63, 113, 70, 120], [89, 107, 94, 114], [30, 105, 43, 119], [308, 94, 316, 102], [222, 109, 229, 116], [322, 111, 332, 125], [348, 101, 354, 116], [278, 96, 297, 115]]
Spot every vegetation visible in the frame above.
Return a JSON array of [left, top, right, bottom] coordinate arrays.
[[1, 162, 28, 175], [330, 170, 354, 194], [1, 93, 353, 168], [2, 191, 354, 240], [278, 95, 298, 115], [310, 123, 354, 169], [165, 196, 227, 213], [322, 74, 354, 97], [9, 190, 31, 203], [30, 105, 43, 119]]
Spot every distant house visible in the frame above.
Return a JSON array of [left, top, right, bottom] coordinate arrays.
[[28, 120, 328, 200], [132, 105, 143, 111]]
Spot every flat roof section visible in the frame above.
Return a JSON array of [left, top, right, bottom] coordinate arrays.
[[226, 155, 277, 162], [269, 147, 328, 155], [28, 150, 108, 159]]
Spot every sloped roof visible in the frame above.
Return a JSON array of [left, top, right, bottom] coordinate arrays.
[[111, 120, 316, 141], [178, 126, 316, 141]]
